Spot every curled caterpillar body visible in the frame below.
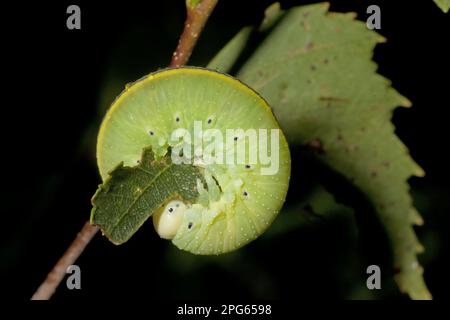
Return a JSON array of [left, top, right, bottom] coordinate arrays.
[[97, 67, 291, 255]]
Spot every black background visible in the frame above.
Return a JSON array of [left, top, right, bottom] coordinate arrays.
[[1, 0, 449, 301]]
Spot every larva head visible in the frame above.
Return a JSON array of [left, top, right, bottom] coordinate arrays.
[[153, 200, 188, 240], [97, 67, 291, 255]]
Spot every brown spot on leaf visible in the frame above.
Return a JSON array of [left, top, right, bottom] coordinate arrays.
[[319, 96, 350, 103], [279, 83, 289, 103], [300, 21, 310, 31], [307, 139, 325, 155], [280, 82, 288, 89]]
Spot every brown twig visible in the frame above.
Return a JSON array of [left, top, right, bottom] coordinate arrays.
[[31, 0, 219, 300], [31, 222, 99, 300], [170, 0, 219, 67]]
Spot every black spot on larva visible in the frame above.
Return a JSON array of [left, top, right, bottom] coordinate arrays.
[[149, 131, 154, 136], [168, 207, 174, 213], [234, 136, 238, 141], [175, 116, 180, 122], [207, 118, 212, 124], [243, 190, 248, 197], [188, 222, 193, 229], [245, 164, 251, 169]]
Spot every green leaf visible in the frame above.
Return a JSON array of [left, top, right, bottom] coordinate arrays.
[[434, 0, 450, 12], [207, 26, 253, 73], [91, 147, 205, 244], [207, 2, 285, 74], [259, 2, 285, 32], [264, 185, 353, 239], [235, 3, 430, 299]]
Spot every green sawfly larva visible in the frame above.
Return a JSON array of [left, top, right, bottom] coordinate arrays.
[[96, 67, 291, 255]]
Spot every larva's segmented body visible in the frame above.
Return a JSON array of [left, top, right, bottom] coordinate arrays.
[[97, 67, 291, 255]]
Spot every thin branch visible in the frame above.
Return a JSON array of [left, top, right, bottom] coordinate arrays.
[[170, 0, 219, 67], [31, 222, 99, 300], [31, 0, 219, 300]]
